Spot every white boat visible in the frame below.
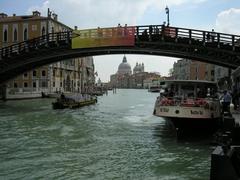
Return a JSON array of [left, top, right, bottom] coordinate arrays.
[[148, 85, 161, 93], [153, 80, 221, 132]]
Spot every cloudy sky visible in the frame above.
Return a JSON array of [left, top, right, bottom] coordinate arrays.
[[1, 0, 240, 82]]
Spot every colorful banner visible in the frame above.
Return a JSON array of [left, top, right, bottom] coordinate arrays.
[[72, 26, 135, 49], [164, 27, 176, 38]]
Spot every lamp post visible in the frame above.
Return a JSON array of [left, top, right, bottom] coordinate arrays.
[[165, 6, 170, 26]]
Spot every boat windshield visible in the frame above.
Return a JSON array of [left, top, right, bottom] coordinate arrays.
[[150, 86, 160, 89], [160, 81, 218, 99]]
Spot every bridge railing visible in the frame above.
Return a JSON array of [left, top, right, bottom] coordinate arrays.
[[0, 31, 72, 60], [135, 25, 240, 51], [1, 25, 240, 60]]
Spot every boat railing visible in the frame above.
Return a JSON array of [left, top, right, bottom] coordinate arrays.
[[158, 96, 216, 107]]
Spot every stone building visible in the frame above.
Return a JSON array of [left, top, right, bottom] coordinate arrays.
[[215, 66, 229, 82], [110, 55, 160, 89], [117, 55, 132, 75], [173, 59, 215, 81], [0, 10, 95, 99], [133, 62, 144, 74], [189, 61, 215, 81], [110, 55, 132, 88], [173, 59, 191, 80]]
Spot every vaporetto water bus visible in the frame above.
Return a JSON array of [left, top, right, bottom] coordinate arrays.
[[153, 80, 221, 132]]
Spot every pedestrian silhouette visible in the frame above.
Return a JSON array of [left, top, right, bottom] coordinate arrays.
[[206, 32, 210, 42], [210, 29, 216, 42]]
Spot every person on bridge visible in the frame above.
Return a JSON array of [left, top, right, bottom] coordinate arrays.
[[161, 22, 166, 39], [210, 29, 216, 42], [97, 27, 103, 37], [206, 32, 211, 42]]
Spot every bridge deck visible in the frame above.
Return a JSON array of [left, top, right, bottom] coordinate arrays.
[[0, 25, 240, 83]]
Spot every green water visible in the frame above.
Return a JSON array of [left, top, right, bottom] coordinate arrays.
[[0, 89, 212, 179]]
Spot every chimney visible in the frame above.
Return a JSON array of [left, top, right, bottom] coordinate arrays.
[[32, 11, 41, 16], [52, 13, 58, 21], [13, 13, 16, 16], [0, 13, 8, 18], [74, 26, 78, 30]]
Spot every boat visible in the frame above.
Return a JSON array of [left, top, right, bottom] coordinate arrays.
[[153, 80, 222, 132], [148, 85, 161, 93], [52, 94, 97, 109]]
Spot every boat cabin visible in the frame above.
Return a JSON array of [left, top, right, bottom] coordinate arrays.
[[159, 80, 218, 99]]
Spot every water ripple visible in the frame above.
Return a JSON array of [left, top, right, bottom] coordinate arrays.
[[0, 90, 211, 179]]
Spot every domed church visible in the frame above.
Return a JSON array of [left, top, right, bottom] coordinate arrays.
[[117, 55, 132, 75], [133, 62, 144, 74]]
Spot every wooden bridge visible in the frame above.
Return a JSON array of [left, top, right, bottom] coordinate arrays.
[[0, 25, 240, 83]]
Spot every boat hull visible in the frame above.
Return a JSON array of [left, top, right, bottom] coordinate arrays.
[[154, 105, 221, 119], [153, 104, 221, 133], [163, 117, 220, 133], [52, 98, 97, 109]]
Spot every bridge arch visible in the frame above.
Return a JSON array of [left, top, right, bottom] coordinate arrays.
[[0, 25, 240, 83]]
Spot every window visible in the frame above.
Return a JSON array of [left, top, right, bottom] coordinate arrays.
[[211, 70, 215, 76], [14, 82, 18, 88], [60, 82, 62, 87], [42, 70, 46, 77], [53, 69, 55, 77], [23, 73, 28, 78], [24, 28, 28, 41], [32, 25, 37, 31], [33, 82, 36, 88], [53, 82, 55, 87], [24, 82, 28, 88], [41, 27, 45, 35], [13, 28, 17, 42], [42, 81, 47, 87], [3, 29, 7, 42], [33, 70, 37, 77], [218, 68, 221, 76]]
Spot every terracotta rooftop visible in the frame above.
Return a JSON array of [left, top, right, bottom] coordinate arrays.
[[0, 13, 72, 30]]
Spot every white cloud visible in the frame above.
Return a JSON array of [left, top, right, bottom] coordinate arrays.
[[28, 0, 207, 29], [27, 0, 206, 82], [27, 1, 49, 16], [216, 8, 240, 34]]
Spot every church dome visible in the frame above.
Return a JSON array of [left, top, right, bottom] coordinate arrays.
[[117, 55, 132, 75]]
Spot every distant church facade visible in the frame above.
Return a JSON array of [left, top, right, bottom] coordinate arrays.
[[110, 55, 160, 89]]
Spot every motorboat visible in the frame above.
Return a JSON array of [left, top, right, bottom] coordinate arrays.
[[52, 94, 97, 109], [153, 80, 221, 132], [148, 85, 161, 93]]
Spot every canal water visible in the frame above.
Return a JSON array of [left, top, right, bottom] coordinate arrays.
[[0, 89, 213, 179]]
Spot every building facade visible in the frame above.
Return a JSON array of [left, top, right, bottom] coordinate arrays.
[[173, 59, 191, 80], [133, 62, 144, 74], [0, 10, 95, 99], [173, 59, 215, 81], [110, 56, 160, 89]]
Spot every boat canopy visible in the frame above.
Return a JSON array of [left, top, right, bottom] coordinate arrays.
[[159, 80, 218, 99]]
